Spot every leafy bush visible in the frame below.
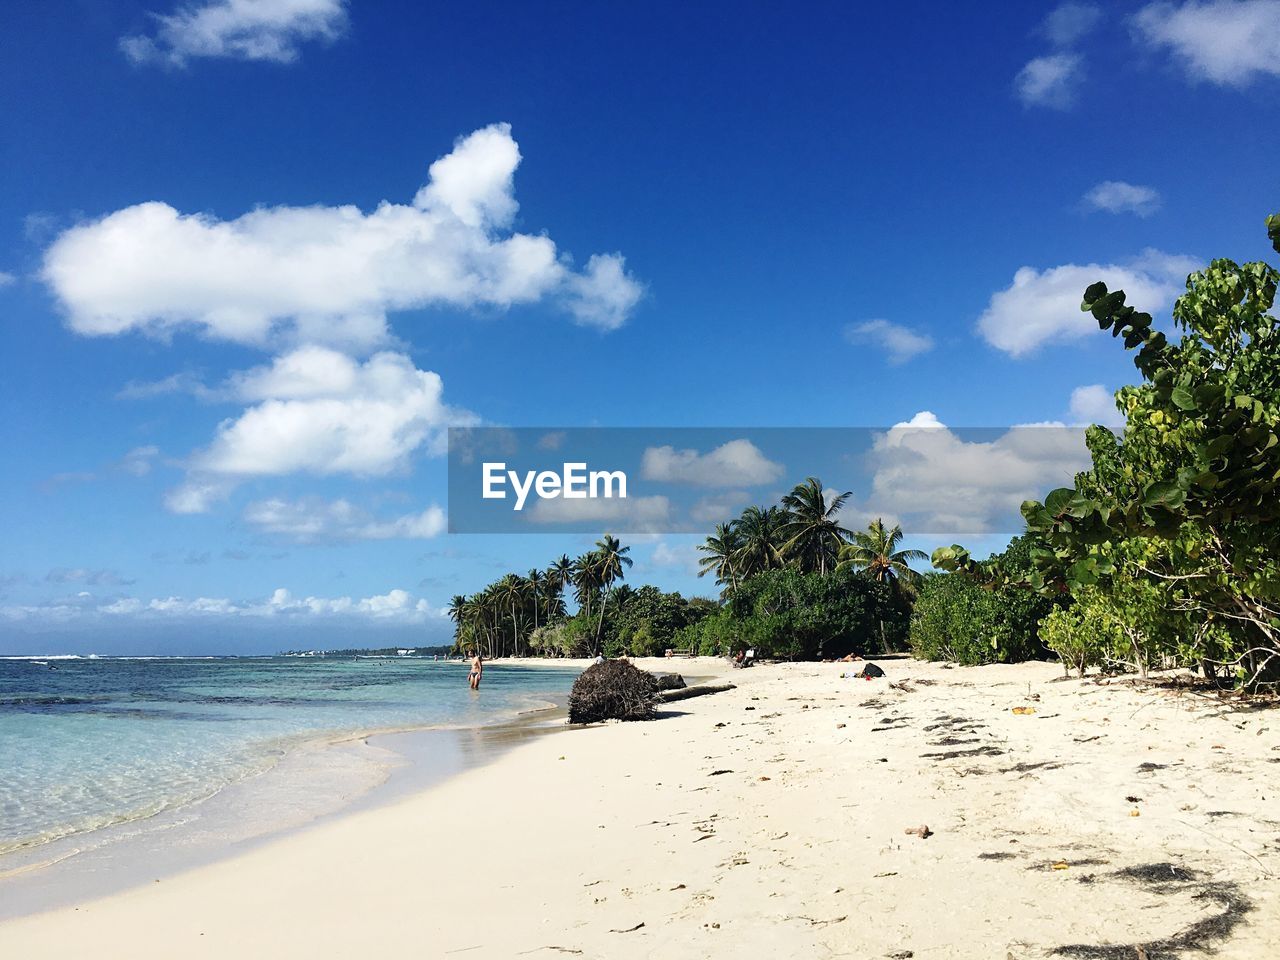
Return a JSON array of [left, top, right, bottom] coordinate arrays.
[[1039, 598, 1121, 677], [567, 660, 659, 724], [910, 572, 1052, 666], [529, 617, 594, 658]]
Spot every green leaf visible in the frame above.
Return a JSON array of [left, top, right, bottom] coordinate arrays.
[[1170, 385, 1197, 411]]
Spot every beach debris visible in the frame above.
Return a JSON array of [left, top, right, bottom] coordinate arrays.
[[886, 952, 914, 959], [662, 681, 736, 705], [1011, 706, 1036, 715], [836, 722, 847, 729], [709, 769, 733, 776], [921, 745, 1004, 760], [608, 923, 645, 934], [874, 871, 898, 877], [1126, 795, 1143, 803], [758, 775, 771, 781], [1052, 861, 1070, 870], [669, 884, 686, 891], [568, 661, 659, 724], [903, 824, 933, 839], [1130, 808, 1142, 817]]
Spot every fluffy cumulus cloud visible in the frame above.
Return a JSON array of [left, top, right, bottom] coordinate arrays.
[[1083, 181, 1162, 216], [1133, 0, 1280, 86], [242, 496, 446, 542], [843, 319, 934, 364], [976, 249, 1197, 357], [641, 439, 784, 488], [1015, 53, 1085, 108], [1069, 383, 1127, 428], [42, 124, 643, 350], [852, 412, 1092, 534], [3, 587, 440, 624], [166, 346, 474, 512], [120, 0, 348, 67]]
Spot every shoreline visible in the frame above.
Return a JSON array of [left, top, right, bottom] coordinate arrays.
[[0, 670, 582, 919], [3, 657, 1276, 958], [0, 656, 713, 921]]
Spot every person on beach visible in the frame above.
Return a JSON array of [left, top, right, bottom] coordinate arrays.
[[468, 651, 483, 690]]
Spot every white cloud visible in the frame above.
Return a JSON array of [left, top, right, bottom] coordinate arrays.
[[45, 568, 135, 586], [42, 124, 643, 350], [0, 271, 14, 287], [243, 497, 446, 542], [118, 445, 161, 477], [1015, 53, 1084, 108], [121, 0, 348, 67], [1069, 384, 1127, 428], [641, 439, 784, 487], [648, 540, 702, 576], [166, 347, 474, 512], [852, 413, 1092, 534], [1133, 0, 1280, 86], [844, 319, 934, 364], [976, 249, 1197, 357], [689, 490, 751, 526], [1083, 180, 1162, 216], [1042, 2, 1104, 44], [4, 586, 441, 624], [525, 494, 671, 532]]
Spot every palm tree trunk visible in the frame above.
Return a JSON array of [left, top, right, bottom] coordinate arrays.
[[595, 589, 610, 656]]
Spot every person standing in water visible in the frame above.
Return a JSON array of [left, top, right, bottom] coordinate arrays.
[[468, 651, 484, 690]]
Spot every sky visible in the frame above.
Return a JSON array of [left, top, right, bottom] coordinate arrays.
[[2, 0, 1279, 653]]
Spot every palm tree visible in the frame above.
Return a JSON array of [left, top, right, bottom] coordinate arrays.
[[733, 505, 786, 578], [548, 555, 574, 592], [496, 574, 531, 657], [837, 518, 926, 590], [838, 518, 926, 652], [779, 477, 853, 575], [698, 522, 743, 594], [526, 569, 546, 633], [572, 551, 600, 621], [591, 534, 633, 653]]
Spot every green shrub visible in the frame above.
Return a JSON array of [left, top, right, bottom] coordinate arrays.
[[909, 572, 1048, 665]]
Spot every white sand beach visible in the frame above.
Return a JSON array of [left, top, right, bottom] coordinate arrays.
[[1, 657, 1277, 959]]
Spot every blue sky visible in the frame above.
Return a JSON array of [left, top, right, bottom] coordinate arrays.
[[2, 0, 1279, 653]]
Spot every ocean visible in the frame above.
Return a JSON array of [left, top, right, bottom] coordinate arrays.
[[0, 655, 580, 858]]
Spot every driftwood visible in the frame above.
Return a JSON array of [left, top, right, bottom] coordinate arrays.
[[658, 682, 735, 703]]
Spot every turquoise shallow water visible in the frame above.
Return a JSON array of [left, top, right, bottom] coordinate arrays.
[[0, 656, 579, 855]]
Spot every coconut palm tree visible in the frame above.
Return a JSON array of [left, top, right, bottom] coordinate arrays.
[[526, 569, 546, 633], [732, 505, 786, 578], [572, 551, 600, 621], [779, 477, 853, 575], [698, 522, 743, 594], [591, 534, 633, 653], [838, 518, 926, 653], [837, 518, 926, 591], [495, 574, 531, 657], [548, 555, 574, 592]]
